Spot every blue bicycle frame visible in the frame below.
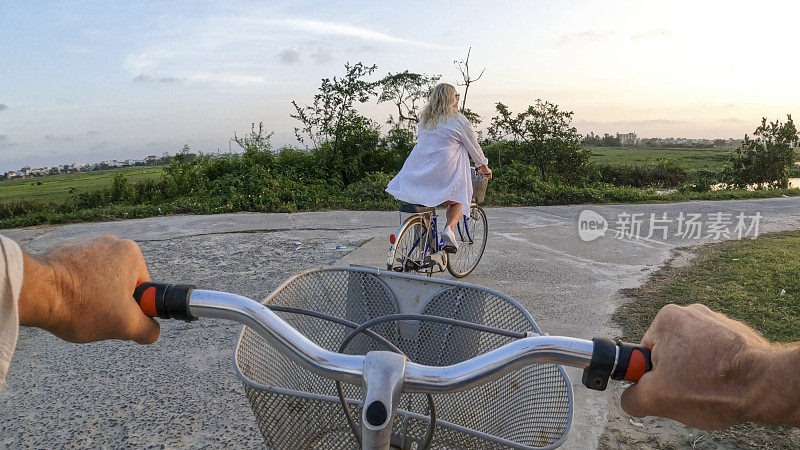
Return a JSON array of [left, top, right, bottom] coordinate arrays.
[[404, 212, 473, 272]]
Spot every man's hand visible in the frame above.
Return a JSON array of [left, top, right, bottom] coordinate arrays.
[[18, 236, 159, 344], [477, 164, 492, 179], [621, 303, 800, 429]]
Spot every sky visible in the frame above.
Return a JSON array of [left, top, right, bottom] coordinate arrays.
[[1, 0, 799, 172]]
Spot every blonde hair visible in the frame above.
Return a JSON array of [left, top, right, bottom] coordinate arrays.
[[419, 83, 458, 129]]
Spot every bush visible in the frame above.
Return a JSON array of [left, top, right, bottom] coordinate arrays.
[[594, 159, 690, 188], [721, 115, 798, 189], [0, 199, 64, 219], [344, 172, 397, 210], [678, 169, 718, 193]]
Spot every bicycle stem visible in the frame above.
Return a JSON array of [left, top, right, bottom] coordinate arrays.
[[134, 283, 651, 393]]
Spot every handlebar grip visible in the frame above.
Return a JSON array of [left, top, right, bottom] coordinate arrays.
[[582, 338, 653, 390], [133, 282, 197, 322], [611, 342, 652, 383]]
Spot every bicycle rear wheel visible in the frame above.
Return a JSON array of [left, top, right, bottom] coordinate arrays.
[[446, 205, 487, 278], [389, 217, 430, 275]]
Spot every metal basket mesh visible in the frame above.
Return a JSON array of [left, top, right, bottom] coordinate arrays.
[[235, 268, 572, 449], [472, 168, 488, 204]]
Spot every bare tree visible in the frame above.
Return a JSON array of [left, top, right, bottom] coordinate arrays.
[[454, 47, 485, 112]]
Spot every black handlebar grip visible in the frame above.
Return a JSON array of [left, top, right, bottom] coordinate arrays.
[[582, 338, 615, 391], [133, 282, 197, 322], [583, 338, 653, 390]]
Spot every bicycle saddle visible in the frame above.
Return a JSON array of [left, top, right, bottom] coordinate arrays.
[[398, 203, 436, 213]]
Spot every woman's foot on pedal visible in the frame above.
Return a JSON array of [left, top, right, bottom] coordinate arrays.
[[441, 227, 458, 253]]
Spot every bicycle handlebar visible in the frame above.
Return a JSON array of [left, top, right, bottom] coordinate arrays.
[[133, 282, 651, 392]]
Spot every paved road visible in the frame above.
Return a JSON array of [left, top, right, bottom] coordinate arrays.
[[2, 198, 800, 448]]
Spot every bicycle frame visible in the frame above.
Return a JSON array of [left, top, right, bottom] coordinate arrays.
[[455, 207, 474, 244], [390, 206, 477, 274]]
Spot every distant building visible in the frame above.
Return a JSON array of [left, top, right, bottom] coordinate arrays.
[[616, 132, 637, 145]]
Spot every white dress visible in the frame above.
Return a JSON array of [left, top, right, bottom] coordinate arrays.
[[386, 113, 488, 208]]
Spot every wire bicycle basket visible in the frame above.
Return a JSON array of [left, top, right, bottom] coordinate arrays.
[[234, 266, 573, 449], [472, 167, 488, 204]]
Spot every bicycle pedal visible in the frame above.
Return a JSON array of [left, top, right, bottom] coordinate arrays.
[[405, 260, 421, 271], [427, 251, 447, 270]]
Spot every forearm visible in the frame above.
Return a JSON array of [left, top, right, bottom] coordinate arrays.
[[18, 253, 65, 331], [459, 121, 489, 167], [16, 236, 158, 344], [745, 343, 800, 426], [465, 137, 488, 166], [470, 149, 488, 167]]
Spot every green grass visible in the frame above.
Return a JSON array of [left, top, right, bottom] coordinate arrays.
[[588, 146, 730, 173], [617, 231, 800, 343], [0, 166, 163, 203], [612, 231, 800, 448]]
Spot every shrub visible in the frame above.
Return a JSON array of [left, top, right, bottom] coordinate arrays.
[[344, 172, 397, 210], [721, 115, 798, 189], [594, 159, 689, 188]]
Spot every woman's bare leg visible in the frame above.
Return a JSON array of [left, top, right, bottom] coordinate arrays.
[[445, 203, 462, 231]]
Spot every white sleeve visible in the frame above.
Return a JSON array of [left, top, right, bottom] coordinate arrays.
[[457, 116, 489, 167], [0, 235, 23, 390]]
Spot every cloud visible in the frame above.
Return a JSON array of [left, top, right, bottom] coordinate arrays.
[[89, 141, 113, 150], [0, 104, 7, 112], [721, 117, 747, 123], [278, 49, 300, 64], [136, 70, 265, 86], [575, 119, 690, 128], [310, 48, 333, 64], [723, 104, 736, 108], [126, 50, 175, 73], [631, 29, 671, 40], [44, 134, 74, 142], [133, 74, 184, 84], [556, 30, 614, 46], [187, 72, 269, 86], [123, 15, 446, 88], [262, 18, 438, 48], [133, 73, 153, 83], [0, 138, 16, 149]]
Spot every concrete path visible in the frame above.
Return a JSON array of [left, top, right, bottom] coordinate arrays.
[[2, 198, 800, 448]]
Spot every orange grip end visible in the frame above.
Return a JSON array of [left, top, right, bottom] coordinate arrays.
[[139, 285, 158, 317], [624, 349, 647, 382]]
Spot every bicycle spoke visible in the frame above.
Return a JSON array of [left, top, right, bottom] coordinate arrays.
[[447, 206, 488, 278]]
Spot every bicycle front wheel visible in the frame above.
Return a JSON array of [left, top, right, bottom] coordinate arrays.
[[447, 205, 488, 278], [389, 217, 429, 274]]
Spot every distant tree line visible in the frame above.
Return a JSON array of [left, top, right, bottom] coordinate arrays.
[[1, 56, 797, 227]]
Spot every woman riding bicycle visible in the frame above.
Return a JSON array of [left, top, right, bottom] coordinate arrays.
[[385, 83, 492, 253]]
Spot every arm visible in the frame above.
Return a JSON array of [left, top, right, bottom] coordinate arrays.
[[18, 235, 160, 344], [0, 236, 23, 389], [621, 303, 800, 429], [457, 116, 489, 169]]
